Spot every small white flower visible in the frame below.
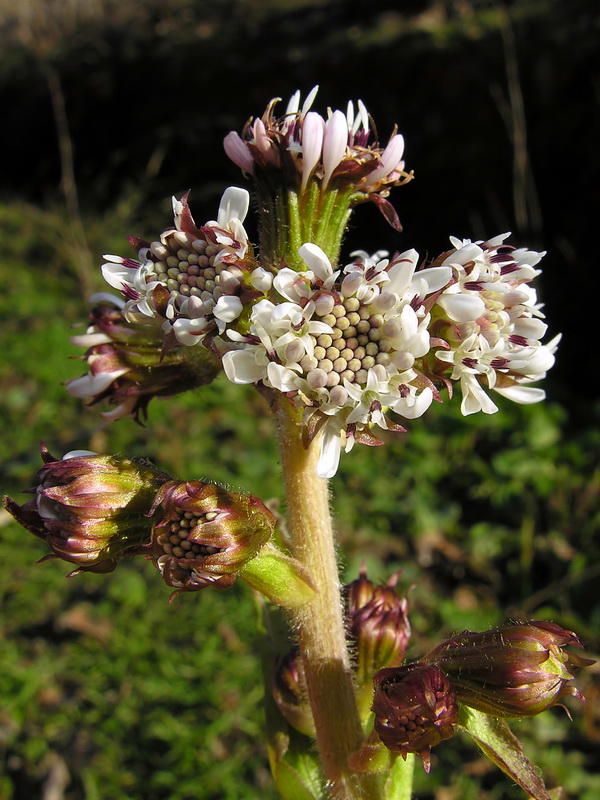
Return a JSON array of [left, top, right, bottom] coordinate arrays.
[[434, 234, 558, 415]]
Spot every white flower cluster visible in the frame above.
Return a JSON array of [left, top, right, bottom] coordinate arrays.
[[101, 187, 253, 346], [222, 243, 451, 478], [434, 233, 560, 415]]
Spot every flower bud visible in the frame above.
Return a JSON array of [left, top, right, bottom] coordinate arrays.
[[345, 568, 411, 684], [3, 444, 170, 574], [372, 663, 459, 772], [67, 297, 221, 422], [424, 621, 594, 718], [272, 646, 315, 737], [148, 480, 276, 597]]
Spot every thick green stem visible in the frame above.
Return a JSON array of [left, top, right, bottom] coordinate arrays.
[[276, 409, 369, 800]]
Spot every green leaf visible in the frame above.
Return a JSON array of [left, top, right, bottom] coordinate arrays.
[[267, 730, 326, 800], [458, 706, 551, 800], [240, 544, 316, 608], [384, 752, 415, 800]]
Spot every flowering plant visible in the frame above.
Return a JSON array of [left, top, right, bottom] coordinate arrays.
[[4, 87, 591, 800]]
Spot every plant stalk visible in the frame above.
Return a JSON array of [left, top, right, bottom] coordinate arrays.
[[276, 408, 373, 800]]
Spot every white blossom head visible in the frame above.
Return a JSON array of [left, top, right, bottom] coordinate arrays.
[[101, 187, 256, 347], [221, 244, 451, 477]]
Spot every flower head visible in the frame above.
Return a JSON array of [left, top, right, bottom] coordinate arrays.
[[345, 568, 411, 684], [148, 480, 276, 598], [3, 445, 170, 574], [223, 244, 451, 477], [224, 87, 412, 200], [424, 621, 594, 718], [430, 234, 559, 414], [372, 663, 459, 772], [67, 295, 221, 422], [101, 187, 257, 346]]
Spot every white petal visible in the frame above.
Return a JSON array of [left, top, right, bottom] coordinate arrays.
[[317, 422, 342, 479], [417, 266, 453, 293], [437, 293, 486, 322], [394, 387, 433, 419], [250, 267, 273, 292], [63, 449, 98, 460], [222, 350, 264, 384], [301, 86, 319, 116], [88, 292, 126, 308], [214, 295, 243, 322], [387, 249, 418, 294], [70, 332, 113, 347], [298, 243, 333, 281], [443, 243, 483, 266], [217, 186, 250, 226], [301, 112, 325, 191], [223, 132, 254, 173], [494, 385, 546, 404], [365, 134, 405, 185], [322, 110, 348, 187], [267, 362, 299, 392], [101, 263, 133, 291], [66, 371, 128, 398]]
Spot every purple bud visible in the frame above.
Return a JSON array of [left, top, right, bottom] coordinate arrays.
[[372, 663, 459, 772], [345, 568, 411, 684], [424, 621, 595, 718], [3, 445, 170, 574]]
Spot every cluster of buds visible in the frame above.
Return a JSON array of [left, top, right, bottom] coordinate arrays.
[[272, 646, 315, 738], [370, 620, 593, 771], [224, 86, 412, 269], [224, 87, 410, 200], [371, 663, 459, 772], [3, 447, 289, 604]]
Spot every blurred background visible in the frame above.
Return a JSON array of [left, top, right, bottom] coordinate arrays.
[[0, 0, 599, 798]]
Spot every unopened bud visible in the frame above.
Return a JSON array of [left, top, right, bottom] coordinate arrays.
[[345, 568, 411, 684], [424, 621, 594, 718], [67, 298, 220, 422], [149, 480, 276, 597], [3, 444, 170, 574], [372, 663, 459, 772], [272, 646, 315, 737]]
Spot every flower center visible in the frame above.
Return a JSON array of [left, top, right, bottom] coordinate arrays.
[[145, 232, 243, 311], [301, 297, 392, 388], [156, 510, 222, 568]]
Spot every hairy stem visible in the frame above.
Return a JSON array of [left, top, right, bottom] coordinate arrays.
[[276, 409, 374, 800]]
